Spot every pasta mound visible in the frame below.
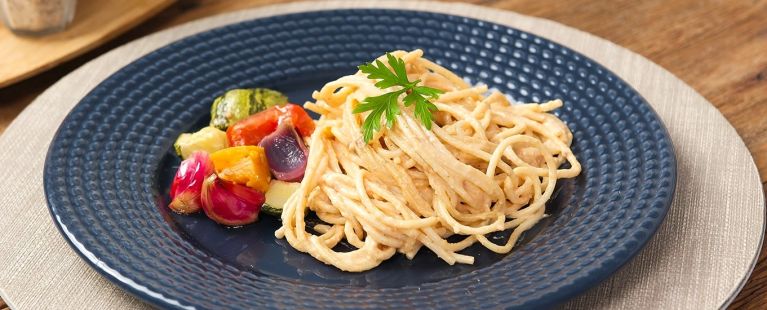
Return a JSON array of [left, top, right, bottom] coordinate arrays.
[[276, 50, 581, 272]]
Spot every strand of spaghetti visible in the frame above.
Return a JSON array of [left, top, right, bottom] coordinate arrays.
[[321, 185, 404, 247], [431, 124, 514, 175], [276, 50, 581, 272]]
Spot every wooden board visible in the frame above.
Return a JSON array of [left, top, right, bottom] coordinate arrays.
[[0, 0, 174, 88]]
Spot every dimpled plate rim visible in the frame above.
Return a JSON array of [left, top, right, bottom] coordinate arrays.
[[43, 9, 676, 310]]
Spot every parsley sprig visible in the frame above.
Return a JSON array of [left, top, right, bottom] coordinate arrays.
[[353, 53, 444, 142]]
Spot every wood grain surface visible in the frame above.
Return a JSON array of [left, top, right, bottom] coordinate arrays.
[[0, 0, 174, 88], [0, 0, 764, 308]]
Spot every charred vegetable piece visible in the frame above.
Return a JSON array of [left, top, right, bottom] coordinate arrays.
[[210, 146, 271, 192], [227, 104, 315, 146], [259, 120, 309, 182], [174, 126, 228, 159], [201, 174, 264, 226], [169, 151, 214, 214], [209, 88, 288, 130], [262, 180, 300, 216]]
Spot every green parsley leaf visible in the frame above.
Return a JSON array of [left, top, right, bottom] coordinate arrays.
[[354, 53, 444, 142], [353, 90, 404, 142]]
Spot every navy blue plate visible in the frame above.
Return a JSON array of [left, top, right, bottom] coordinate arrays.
[[44, 9, 676, 309]]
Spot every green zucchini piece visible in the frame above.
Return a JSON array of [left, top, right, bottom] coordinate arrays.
[[209, 88, 288, 130], [174, 126, 228, 159], [261, 204, 284, 217], [252, 88, 288, 112], [262, 180, 300, 216]]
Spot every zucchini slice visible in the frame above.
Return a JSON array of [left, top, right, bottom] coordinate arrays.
[[174, 126, 228, 159], [210, 88, 288, 130], [263, 180, 300, 216]]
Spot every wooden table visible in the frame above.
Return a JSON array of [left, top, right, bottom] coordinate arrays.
[[0, 0, 764, 309]]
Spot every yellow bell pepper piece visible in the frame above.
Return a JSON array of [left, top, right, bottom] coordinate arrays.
[[210, 146, 271, 192]]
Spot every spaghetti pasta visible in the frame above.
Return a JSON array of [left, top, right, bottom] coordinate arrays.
[[275, 50, 581, 272]]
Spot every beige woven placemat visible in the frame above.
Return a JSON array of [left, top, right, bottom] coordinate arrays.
[[0, 1, 763, 309]]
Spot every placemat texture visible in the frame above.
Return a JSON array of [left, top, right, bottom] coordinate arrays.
[[0, 1, 763, 309]]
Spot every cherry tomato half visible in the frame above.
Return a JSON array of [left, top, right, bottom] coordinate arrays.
[[227, 104, 315, 146]]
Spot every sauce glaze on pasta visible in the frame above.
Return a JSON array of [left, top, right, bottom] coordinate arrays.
[[275, 50, 581, 272]]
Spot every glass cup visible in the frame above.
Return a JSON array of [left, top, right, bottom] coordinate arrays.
[[0, 0, 76, 36]]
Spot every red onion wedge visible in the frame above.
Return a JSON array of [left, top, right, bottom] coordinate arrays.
[[258, 120, 309, 182], [201, 174, 265, 226], [169, 151, 214, 214]]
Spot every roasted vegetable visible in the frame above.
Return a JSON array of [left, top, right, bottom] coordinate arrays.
[[174, 126, 228, 159], [227, 104, 315, 146], [209, 88, 288, 130], [201, 174, 265, 226], [262, 180, 300, 216], [259, 120, 309, 182], [210, 146, 271, 192], [169, 151, 214, 214]]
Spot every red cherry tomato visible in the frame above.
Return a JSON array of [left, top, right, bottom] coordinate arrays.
[[227, 104, 315, 146]]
